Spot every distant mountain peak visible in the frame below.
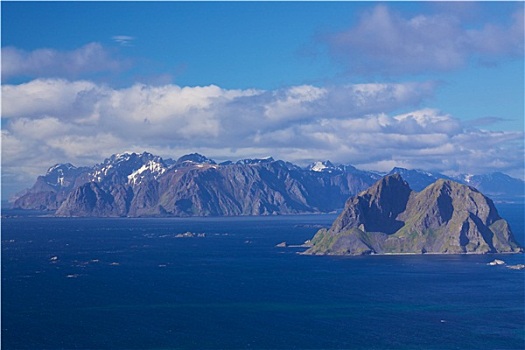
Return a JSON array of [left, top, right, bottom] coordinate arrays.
[[46, 163, 77, 175], [176, 153, 216, 165], [104, 151, 160, 165], [90, 152, 167, 184], [108, 152, 133, 162], [389, 166, 409, 172]]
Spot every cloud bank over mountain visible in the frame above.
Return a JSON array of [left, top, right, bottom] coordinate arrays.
[[2, 78, 522, 198]]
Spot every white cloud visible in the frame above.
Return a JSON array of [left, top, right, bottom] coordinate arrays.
[[9, 117, 71, 141], [1, 43, 126, 80], [264, 85, 327, 121], [392, 109, 462, 135], [465, 10, 524, 57], [323, 5, 524, 75], [112, 35, 135, 46], [1, 79, 102, 119], [1, 79, 523, 198]]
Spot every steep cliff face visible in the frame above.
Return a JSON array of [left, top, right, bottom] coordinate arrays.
[[330, 174, 412, 235], [305, 175, 523, 255], [172, 163, 304, 216], [55, 182, 128, 217], [142, 160, 377, 216]]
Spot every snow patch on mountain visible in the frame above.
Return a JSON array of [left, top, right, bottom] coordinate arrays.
[[310, 162, 328, 172], [91, 165, 114, 183], [309, 161, 336, 172], [127, 160, 167, 185]]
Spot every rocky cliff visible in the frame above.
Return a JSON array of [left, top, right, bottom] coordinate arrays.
[[305, 174, 523, 255]]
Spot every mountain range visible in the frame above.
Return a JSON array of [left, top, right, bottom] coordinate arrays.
[[10, 151, 524, 217], [304, 174, 523, 255]]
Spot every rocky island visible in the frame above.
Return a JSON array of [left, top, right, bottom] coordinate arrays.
[[304, 174, 523, 255]]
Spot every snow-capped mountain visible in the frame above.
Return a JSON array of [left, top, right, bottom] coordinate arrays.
[[90, 152, 168, 186], [11, 152, 524, 217]]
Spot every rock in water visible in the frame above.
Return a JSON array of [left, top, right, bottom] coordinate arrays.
[[487, 259, 506, 266], [305, 174, 523, 255]]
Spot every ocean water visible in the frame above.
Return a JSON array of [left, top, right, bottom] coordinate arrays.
[[2, 204, 524, 349]]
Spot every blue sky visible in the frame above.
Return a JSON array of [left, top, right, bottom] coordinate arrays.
[[1, 1, 524, 199]]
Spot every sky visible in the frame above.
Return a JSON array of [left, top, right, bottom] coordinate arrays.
[[1, 1, 524, 200]]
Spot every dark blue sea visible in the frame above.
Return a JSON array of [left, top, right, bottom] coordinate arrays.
[[2, 204, 524, 349]]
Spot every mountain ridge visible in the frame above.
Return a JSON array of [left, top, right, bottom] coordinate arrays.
[[11, 151, 524, 217]]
